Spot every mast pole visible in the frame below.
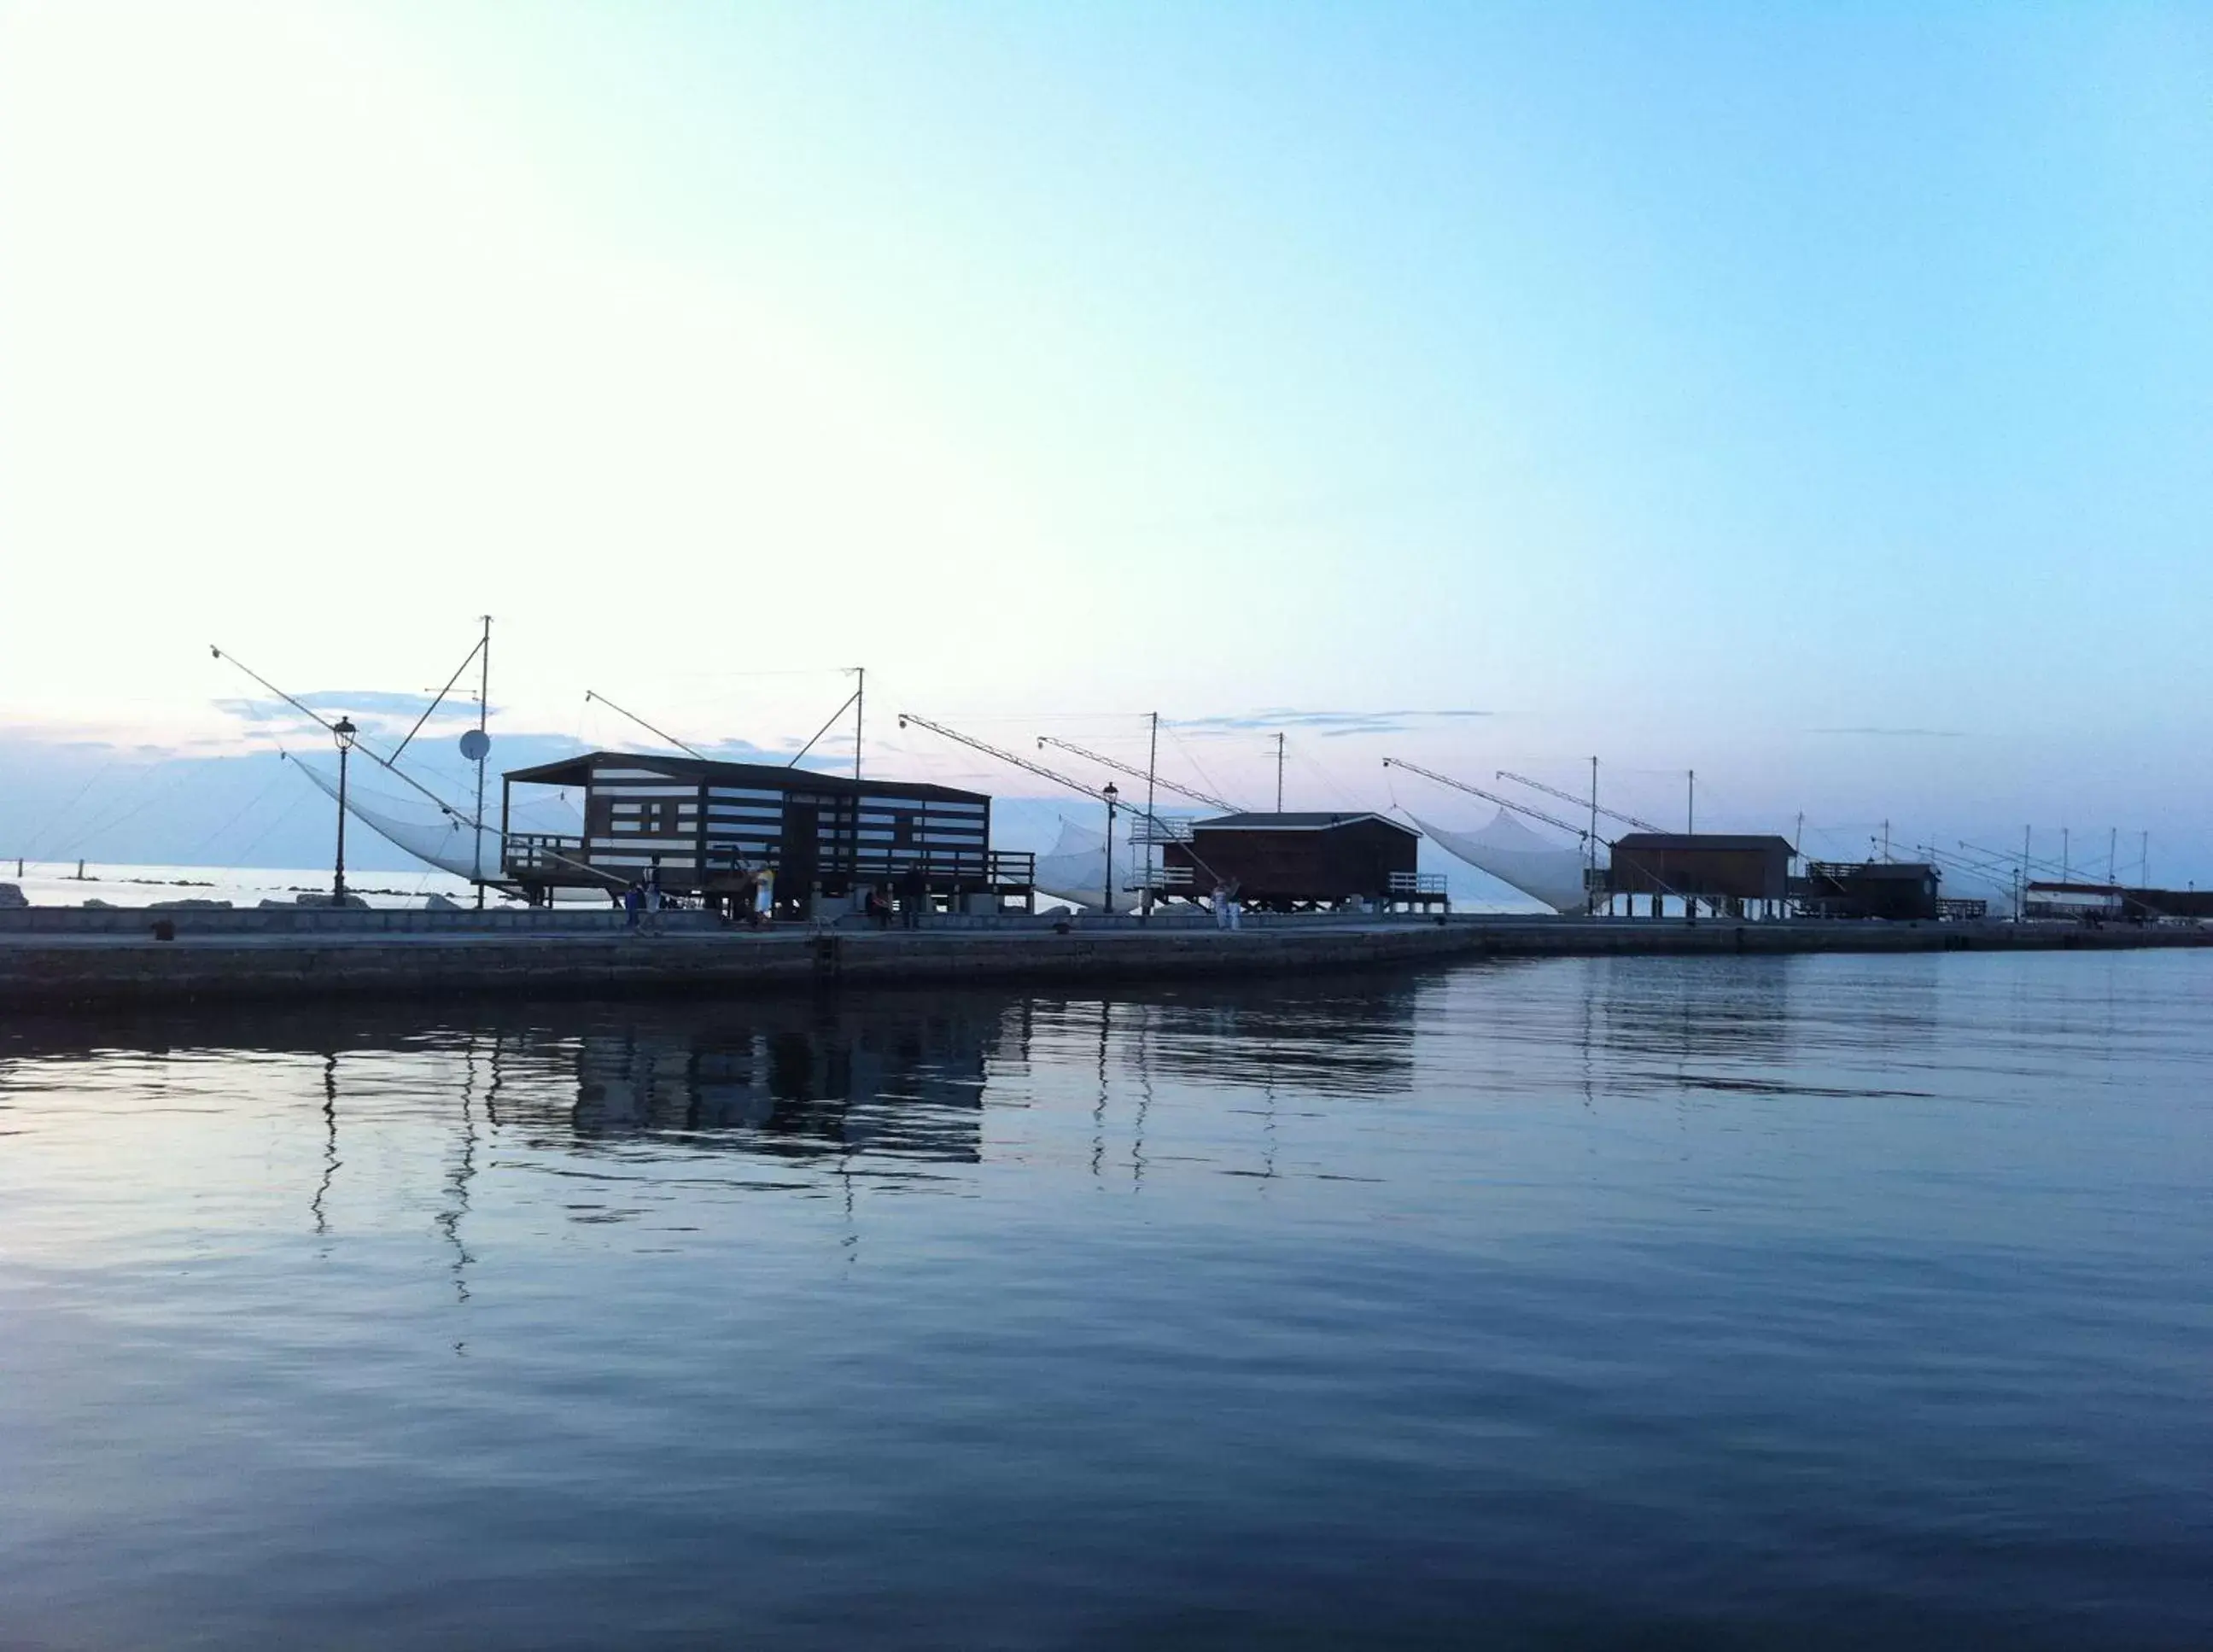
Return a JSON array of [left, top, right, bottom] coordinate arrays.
[[854, 666, 864, 780], [1687, 769, 1695, 835], [1143, 712, 1158, 923], [1275, 733, 1285, 812], [474, 615, 490, 908], [2108, 827, 2117, 890], [1102, 786, 1118, 916], [1589, 756, 1598, 915]]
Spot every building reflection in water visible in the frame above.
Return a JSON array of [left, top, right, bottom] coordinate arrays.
[[496, 977, 1428, 1172], [0, 956, 1971, 1313], [0, 973, 1437, 1243], [534, 1001, 1000, 1165]]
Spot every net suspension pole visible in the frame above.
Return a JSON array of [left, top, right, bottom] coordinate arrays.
[[1142, 713, 1159, 922], [1588, 757, 1599, 915], [474, 615, 490, 908]]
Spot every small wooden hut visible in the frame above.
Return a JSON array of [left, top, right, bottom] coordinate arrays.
[[1605, 833, 1795, 917], [499, 752, 1032, 918], [1160, 812, 1442, 912]]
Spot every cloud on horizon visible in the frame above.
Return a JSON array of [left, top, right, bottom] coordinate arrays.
[[217, 690, 505, 722], [1169, 708, 1492, 738], [1807, 726, 1968, 738]]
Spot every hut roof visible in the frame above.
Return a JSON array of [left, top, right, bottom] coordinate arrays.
[[503, 750, 986, 803], [1194, 811, 1416, 835]]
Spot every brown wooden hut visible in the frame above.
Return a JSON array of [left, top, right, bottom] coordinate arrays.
[[1792, 861, 1941, 921], [1605, 832, 1794, 916], [1161, 812, 1441, 912]]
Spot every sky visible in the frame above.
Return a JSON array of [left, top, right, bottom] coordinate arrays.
[[2, 2, 2208, 884]]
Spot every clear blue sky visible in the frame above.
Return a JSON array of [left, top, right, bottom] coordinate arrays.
[[0, 2, 2206, 870]]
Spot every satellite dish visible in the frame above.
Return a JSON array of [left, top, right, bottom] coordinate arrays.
[[458, 728, 492, 762]]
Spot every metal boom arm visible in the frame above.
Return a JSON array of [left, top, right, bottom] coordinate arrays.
[[1383, 756, 1594, 842], [212, 645, 479, 826], [1496, 768, 1659, 833], [1036, 736, 1241, 813], [899, 714, 1112, 800], [900, 712, 1227, 887], [583, 690, 708, 761]]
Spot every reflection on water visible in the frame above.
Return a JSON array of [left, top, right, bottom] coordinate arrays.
[[3, 954, 2210, 1649], [1587, 954, 1941, 1096], [0, 975, 1432, 1202], [563, 1012, 992, 1160]]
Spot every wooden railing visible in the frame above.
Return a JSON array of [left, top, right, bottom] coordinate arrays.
[[505, 833, 587, 877], [702, 844, 1038, 888], [510, 836, 1037, 890]]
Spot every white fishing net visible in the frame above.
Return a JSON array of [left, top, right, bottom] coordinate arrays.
[[1032, 818, 1142, 913], [1414, 810, 1591, 914], [287, 756, 502, 884]]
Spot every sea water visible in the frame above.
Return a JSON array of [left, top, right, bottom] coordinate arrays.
[[1, 950, 2207, 1647], [1, 859, 481, 910]]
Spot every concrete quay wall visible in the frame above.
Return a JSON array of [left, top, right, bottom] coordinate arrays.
[[2, 916, 2208, 1011]]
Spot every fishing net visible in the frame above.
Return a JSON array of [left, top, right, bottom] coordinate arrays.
[[1032, 818, 1142, 913], [287, 756, 501, 884], [1414, 810, 1590, 914]]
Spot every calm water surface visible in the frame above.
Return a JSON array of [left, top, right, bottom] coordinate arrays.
[[3, 952, 2208, 1648]]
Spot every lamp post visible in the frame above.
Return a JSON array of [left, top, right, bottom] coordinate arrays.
[[331, 715, 357, 905], [1102, 782, 1118, 917]]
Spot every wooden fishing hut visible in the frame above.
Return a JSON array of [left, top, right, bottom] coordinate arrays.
[[1158, 812, 1445, 912], [499, 752, 1035, 919], [2120, 887, 2213, 921], [1604, 832, 1795, 918], [2023, 882, 2125, 922], [1793, 861, 1942, 922]]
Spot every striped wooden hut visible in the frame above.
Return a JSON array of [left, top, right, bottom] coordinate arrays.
[[499, 752, 1032, 918]]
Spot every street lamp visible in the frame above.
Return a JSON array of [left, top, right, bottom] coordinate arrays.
[[331, 715, 357, 905], [1101, 782, 1118, 917]]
